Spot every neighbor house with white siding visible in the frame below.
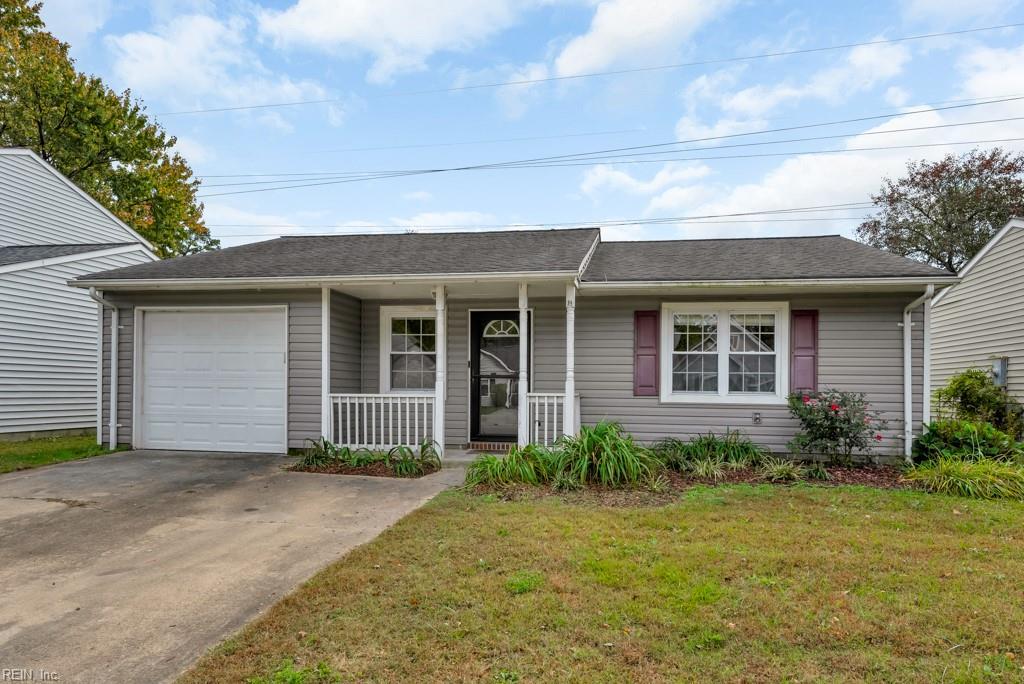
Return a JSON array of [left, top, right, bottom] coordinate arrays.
[[932, 217, 1024, 398], [71, 229, 955, 460], [0, 148, 156, 439]]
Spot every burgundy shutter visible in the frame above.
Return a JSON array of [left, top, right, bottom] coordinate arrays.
[[791, 310, 818, 392], [634, 310, 659, 396]]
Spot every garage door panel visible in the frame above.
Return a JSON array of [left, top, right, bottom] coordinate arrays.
[[140, 309, 288, 454]]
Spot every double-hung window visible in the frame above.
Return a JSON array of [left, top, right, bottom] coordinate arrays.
[[660, 302, 789, 404], [381, 306, 437, 392]]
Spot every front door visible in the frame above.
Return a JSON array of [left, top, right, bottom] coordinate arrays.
[[470, 311, 530, 442]]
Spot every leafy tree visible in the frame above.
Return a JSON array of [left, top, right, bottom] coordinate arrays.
[[0, 0, 216, 257], [856, 148, 1024, 273]]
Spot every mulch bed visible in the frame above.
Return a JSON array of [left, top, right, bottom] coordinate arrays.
[[288, 462, 440, 478], [475, 465, 910, 508]]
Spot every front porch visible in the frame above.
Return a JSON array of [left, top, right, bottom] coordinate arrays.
[[318, 279, 581, 456]]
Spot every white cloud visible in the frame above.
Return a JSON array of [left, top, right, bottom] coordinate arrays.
[[40, 0, 112, 46], [106, 14, 329, 130], [402, 190, 434, 202], [172, 135, 211, 164], [723, 42, 911, 117], [554, 0, 733, 77], [673, 115, 766, 144], [581, 162, 711, 197], [884, 86, 910, 107], [902, 0, 1015, 24], [258, 0, 530, 83], [494, 62, 551, 119]]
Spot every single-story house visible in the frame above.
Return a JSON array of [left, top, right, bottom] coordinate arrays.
[[0, 148, 156, 439], [71, 229, 956, 460], [931, 217, 1024, 400]]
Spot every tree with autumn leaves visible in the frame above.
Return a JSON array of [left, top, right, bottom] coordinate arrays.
[[0, 0, 216, 257], [857, 148, 1024, 273]]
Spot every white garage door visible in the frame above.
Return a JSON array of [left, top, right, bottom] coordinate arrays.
[[139, 308, 288, 453]]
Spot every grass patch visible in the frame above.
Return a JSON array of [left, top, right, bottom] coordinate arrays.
[[181, 486, 1024, 683], [0, 434, 115, 474]]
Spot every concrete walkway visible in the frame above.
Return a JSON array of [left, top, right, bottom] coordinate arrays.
[[0, 450, 462, 683]]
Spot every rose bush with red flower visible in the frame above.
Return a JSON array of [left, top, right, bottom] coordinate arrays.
[[787, 389, 888, 465]]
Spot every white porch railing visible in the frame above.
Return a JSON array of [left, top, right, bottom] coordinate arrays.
[[330, 393, 434, 449], [527, 392, 582, 446]]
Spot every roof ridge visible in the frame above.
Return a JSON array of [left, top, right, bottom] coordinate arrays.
[[278, 226, 601, 239], [602, 234, 843, 245]]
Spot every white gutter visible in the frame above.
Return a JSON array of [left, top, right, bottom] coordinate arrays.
[[902, 285, 934, 461], [89, 288, 118, 450], [579, 276, 958, 290], [69, 270, 581, 290]]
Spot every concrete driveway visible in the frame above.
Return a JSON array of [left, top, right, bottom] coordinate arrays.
[[0, 450, 462, 683]]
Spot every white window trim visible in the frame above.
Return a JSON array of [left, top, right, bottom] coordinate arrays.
[[659, 302, 790, 405], [380, 305, 438, 394]]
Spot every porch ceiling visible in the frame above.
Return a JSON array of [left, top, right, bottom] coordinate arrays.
[[331, 278, 571, 300]]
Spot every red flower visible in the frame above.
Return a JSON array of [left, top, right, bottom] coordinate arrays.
[[801, 395, 810, 404], [829, 403, 840, 412], [874, 434, 883, 441]]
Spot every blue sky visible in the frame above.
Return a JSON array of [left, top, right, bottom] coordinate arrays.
[[39, 0, 1024, 247]]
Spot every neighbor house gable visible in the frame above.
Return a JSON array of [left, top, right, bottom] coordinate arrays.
[[0, 148, 152, 249]]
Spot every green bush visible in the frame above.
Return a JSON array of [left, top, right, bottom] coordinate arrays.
[[464, 444, 556, 487], [555, 421, 657, 487], [913, 419, 1024, 464], [652, 430, 766, 471], [787, 389, 887, 465], [905, 457, 1024, 500], [935, 369, 1022, 438]]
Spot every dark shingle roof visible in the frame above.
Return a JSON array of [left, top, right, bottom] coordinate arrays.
[[0, 243, 134, 268], [78, 228, 601, 281], [580, 235, 953, 282]]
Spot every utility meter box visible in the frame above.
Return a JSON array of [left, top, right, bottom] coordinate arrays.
[[992, 357, 1009, 388]]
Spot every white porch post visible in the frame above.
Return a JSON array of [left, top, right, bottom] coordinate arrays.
[[433, 285, 446, 456], [321, 287, 332, 440], [563, 282, 576, 437], [517, 282, 529, 446]]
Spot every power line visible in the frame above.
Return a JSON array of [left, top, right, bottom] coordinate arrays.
[[308, 127, 647, 154], [196, 94, 1024, 181], [205, 202, 876, 237], [157, 22, 1024, 116], [198, 114, 1024, 188], [196, 136, 1024, 197]]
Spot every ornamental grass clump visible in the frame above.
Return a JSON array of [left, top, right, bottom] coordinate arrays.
[[555, 421, 657, 487], [652, 430, 766, 471], [905, 457, 1024, 500], [787, 389, 887, 466], [464, 444, 557, 487]]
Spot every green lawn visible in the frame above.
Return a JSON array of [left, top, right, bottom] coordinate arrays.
[[0, 434, 115, 474], [182, 485, 1024, 683]]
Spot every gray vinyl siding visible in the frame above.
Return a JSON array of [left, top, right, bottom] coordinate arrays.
[[330, 291, 361, 393], [100, 290, 321, 450], [932, 226, 1024, 398], [0, 248, 152, 434], [0, 152, 141, 246], [574, 295, 923, 458], [360, 297, 567, 446]]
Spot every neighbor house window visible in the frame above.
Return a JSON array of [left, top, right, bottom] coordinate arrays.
[[660, 303, 789, 404], [381, 306, 437, 392]]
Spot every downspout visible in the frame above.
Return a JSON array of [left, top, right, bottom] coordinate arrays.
[[902, 285, 934, 461], [89, 288, 118, 450]]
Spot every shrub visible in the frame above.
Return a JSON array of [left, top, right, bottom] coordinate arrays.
[[299, 437, 343, 468], [652, 430, 766, 471], [555, 421, 657, 487], [913, 419, 1024, 464], [464, 444, 556, 487], [905, 457, 1024, 500], [787, 389, 887, 465], [935, 368, 1022, 438], [759, 457, 806, 483]]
